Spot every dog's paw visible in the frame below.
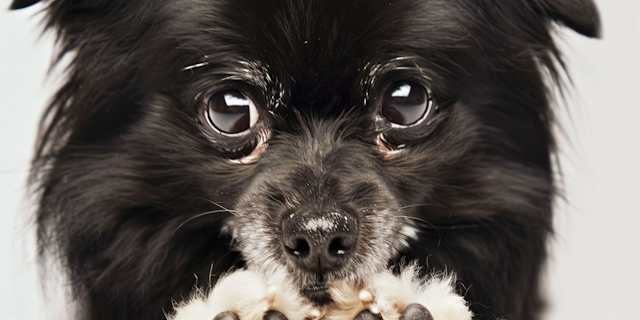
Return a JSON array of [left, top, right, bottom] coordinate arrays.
[[398, 304, 433, 320], [213, 311, 240, 320], [168, 269, 314, 320], [353, 309, 383, 320], [326, 267, 472, 320], [209, 310, 293, 320], [349, 305, 432, 320], [210, 310, 291, 320], [170, 267, 471, 320]]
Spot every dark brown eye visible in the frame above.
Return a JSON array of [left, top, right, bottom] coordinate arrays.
[[206, 90, 259, 134], [381, 81, 431, 126]]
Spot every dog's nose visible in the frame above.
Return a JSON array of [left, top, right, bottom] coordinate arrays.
[[282, 211, 357, 274]]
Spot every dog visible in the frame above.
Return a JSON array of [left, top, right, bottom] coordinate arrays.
[[11, 0, 600, 319]]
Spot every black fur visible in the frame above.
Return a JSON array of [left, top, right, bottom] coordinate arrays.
[[12, 0, 599, 320]]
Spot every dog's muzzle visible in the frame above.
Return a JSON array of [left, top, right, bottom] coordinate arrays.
[[282, 211, 358, 275], [282, 210, 358, 305]]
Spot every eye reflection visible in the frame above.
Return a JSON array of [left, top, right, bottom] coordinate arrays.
[[381, 82, 430, 126], [391, 84, 412, 98], [206, 90, 259, 134]]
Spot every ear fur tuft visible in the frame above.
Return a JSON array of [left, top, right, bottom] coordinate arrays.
[[10, 0, 41, 10], [536, 0, 601, 38]]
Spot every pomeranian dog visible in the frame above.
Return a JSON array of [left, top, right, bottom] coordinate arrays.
[[11, 0, 599, 320]]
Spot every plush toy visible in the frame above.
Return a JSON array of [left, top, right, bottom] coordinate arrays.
[[170, 266, 472, 320]]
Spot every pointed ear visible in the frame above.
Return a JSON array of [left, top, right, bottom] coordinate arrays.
[[10, 0, 42, 10], [534, 0, 601, 38]]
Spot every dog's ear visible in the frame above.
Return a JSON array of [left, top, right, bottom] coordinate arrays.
[[9, 0, 602, 39], [9, 0, 41, 10], [532, 0, 601, 38]]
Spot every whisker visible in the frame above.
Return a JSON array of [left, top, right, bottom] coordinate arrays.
[[209, 262, 215, 287], [397, 215, 442, 246], [182, 62, 209, 71], [399, 203, 446, 209], [195, 198, 235, 215], [399, 214, 487, 231], [398, 203, 453, 219], [169, 209, 233, 244]]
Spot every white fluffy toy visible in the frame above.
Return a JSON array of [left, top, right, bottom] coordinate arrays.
[[169, 267, 472, 320]]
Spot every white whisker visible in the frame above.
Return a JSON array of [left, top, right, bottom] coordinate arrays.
[[182, 62, 209, 71], [169, 209, 234, 244]]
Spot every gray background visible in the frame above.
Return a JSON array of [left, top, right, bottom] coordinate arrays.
[[1, 0, 638, 319]]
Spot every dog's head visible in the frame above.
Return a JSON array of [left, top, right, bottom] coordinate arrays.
[[14, 0, 599, 317]]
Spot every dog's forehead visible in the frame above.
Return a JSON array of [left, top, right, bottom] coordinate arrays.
[[171, 0, 465, 113]]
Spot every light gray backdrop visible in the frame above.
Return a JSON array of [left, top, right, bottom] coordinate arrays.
[[1, 0, 638, 319]]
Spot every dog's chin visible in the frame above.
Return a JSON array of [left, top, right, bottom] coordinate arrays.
[[301, 284, 332, 306]]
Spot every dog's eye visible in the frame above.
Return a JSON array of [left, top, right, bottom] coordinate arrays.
[[206, 90, 259, 134], [381, 82, 432, 126]]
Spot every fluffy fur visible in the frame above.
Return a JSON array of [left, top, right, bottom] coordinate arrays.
[[11, 0, 600, 320], [170, 266, 471, 320], [170, 269, 313, 320]]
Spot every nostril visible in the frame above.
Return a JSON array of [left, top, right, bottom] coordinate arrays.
[[328, 238, 348, 256], [285, 238, 310, 257], [282, 211, 358, 273]]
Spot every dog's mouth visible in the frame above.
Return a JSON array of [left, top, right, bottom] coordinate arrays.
[[301, 284, 332, 306]]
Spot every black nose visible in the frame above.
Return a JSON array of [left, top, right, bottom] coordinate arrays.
[[282, 211, 357, 274]]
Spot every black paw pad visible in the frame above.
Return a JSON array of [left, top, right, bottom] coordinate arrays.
[[213, 311, 240, 320], [400, 303, 433, 320], [264, 310, 288, 320], [354, 310, 383, 320]]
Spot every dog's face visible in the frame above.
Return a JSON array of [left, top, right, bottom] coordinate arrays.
[[213, 1, 469, 302], [12, 0, 599, 319]]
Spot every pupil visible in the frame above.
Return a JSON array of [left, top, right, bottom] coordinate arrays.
[[382, 82, 428, 125], [208, 91, 250, 134]]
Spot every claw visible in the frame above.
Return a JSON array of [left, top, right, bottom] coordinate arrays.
[[263, 310, 288, 320], [213, 311, 240, 320], [266, 285, 279, 304], [358, 289, 374, 303], [307, 308, 322, 320], [358, 289, 379, 314], [399, 304, 433, 320], [354, 309, 383, 320]]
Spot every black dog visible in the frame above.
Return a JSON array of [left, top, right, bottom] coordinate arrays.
[[11, 0, 599, 319]]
